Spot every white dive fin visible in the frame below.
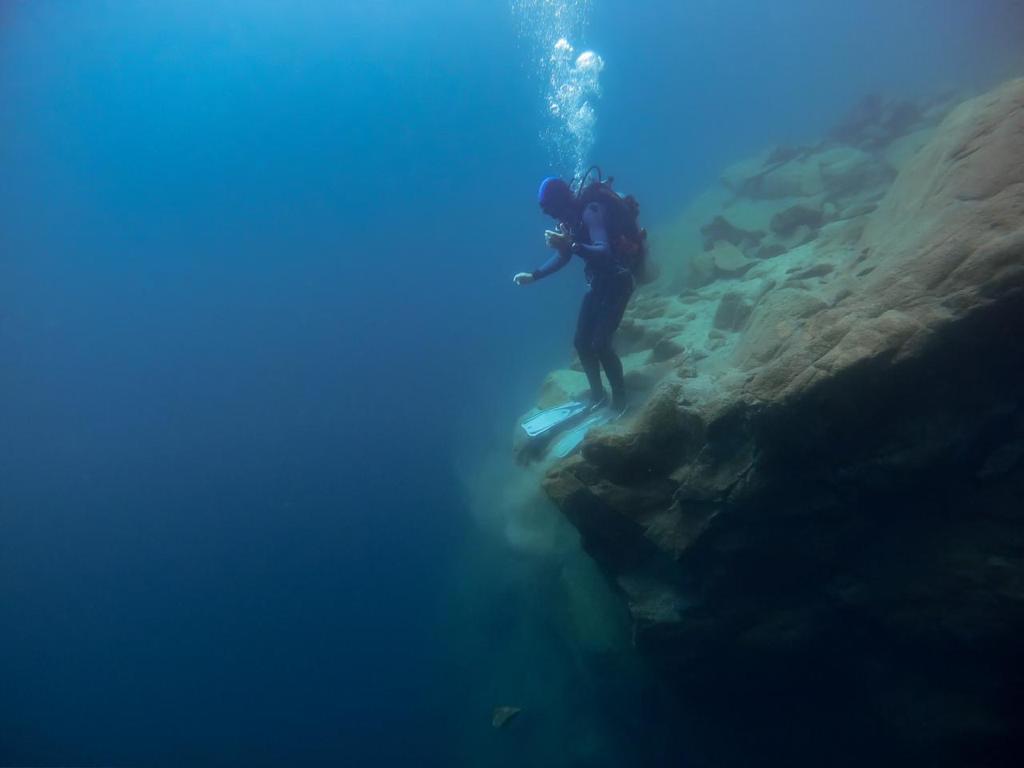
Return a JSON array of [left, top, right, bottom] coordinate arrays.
[[520, 401, 588, 439], [549, 409, 616, 459]]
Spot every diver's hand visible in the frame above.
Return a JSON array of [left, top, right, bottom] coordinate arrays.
[[545, 229, 571, 251], [513, 272, 535, 286]]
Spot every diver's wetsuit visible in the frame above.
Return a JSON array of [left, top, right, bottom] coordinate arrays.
[[531, 220, 634, 410]]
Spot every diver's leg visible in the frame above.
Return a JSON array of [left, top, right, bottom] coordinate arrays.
[[593, 274, 634, 412], [575, 290, 606, 405], [598, 346, 626, 411]]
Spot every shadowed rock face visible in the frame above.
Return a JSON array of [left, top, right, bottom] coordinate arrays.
[[538, 79, 1024, 766]]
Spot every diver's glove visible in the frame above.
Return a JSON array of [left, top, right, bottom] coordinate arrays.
[[513, 272, 535, 286], [544, 228, 572, 252]]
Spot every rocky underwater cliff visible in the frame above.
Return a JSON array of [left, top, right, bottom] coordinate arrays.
[[517, 78, 1024, 766]]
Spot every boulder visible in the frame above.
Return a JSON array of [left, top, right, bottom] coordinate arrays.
[[711, 242, 756, 278], [830, 94, 926, 149], [754, 156, 824, 198], [720, 151, 771, 194], [771, 223, 817, 252], [753, 239, 788, 260], [712, 291, 754, 332], [817, 146, 893, 198], [687, 248, 715, 287], [650, 333, 687, 362], [830, 92, 886, 145], [537, 369, 588, 408], [699, 214, 764, 251], [621, 350, 662, 392], [770, 202, 824, 236], [764, 143, 814, 165], [721, 151, 830, 200]]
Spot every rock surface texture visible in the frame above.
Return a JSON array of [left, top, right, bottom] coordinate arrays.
[[533, 80, 1024, 766]]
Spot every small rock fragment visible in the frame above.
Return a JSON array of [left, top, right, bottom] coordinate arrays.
[[492, 706, 522, 729]]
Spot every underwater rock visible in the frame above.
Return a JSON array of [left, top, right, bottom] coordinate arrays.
[[712, 291, 753, 332], [817, 145, 894, 198], [650, 334, 687, 362], [813, 218, 866, 253], [754, 155, 825, 198], [752, 240, 788, 260], [786, 262, 834, 281], [764, 143, 814, 166], [721, 145, 890, 203], [687, 248, 715, 287], [711, 242, 756, 278], [837, 201, 878, 220], [491, 706, 522, 729], [699, 214, 764, 251], [537, 369, 589, 408], [762, 223, 817, 254], [531, 78, 1024, 767], [770, 202, 824, 236], [621, 350, 662, 392], [830, 93, 926, 149], [883, 127, 935, 171], [720, 151, 772, 195], [721, 150, 824, 199]]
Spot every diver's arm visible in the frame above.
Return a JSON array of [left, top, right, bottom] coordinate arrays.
[[572, 240, 613, 269], [513, 226, 573, 286], [529, 248, 572, 281], [573, 241, 610, 258]]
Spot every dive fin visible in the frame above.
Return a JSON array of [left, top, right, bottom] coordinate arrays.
[[549, 408, 617, 459], [520, 400, 588, 439]]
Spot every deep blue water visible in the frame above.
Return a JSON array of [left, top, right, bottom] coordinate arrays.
[[1, 2, 1022, 766]]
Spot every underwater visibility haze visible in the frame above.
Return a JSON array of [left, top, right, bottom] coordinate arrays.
[[2, 1, 1024, 766]]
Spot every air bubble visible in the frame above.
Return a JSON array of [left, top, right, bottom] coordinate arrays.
[[512, 1, 602, 184]]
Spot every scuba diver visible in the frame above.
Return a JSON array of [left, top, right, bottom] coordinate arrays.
[[514, 170, 647, 414]]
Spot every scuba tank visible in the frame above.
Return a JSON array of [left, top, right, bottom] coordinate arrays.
[[574, 166, 650, 282]]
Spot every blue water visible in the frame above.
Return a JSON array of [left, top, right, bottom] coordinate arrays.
[[1, 2, 1021, 766]]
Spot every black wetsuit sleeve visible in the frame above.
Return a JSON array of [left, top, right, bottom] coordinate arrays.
[[531, 249, 572, 281]]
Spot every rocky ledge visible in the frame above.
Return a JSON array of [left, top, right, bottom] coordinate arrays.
[[535, 80, 1024, 765]]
